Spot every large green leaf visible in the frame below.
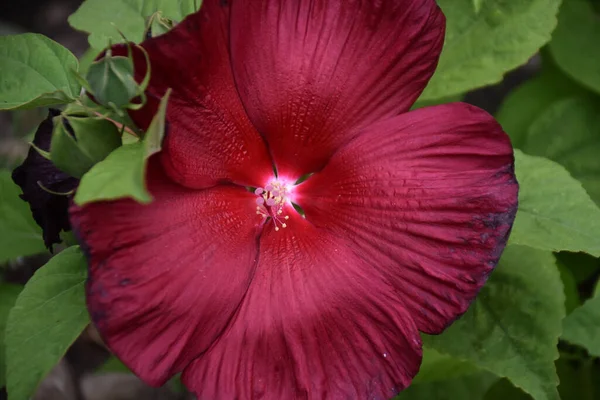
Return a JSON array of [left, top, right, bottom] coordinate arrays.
[[74, 90, 170, 205], [398, 347, 498, 399], [485, 379, 533, 400], [521, 97, 600, 205], [561, 296, 600, 357], [484, 357, 600, 400], [0, 284, 22, 387], [420, 0, 561, 100], [5, 246, 89, 400], [0, 170, 46, 263], [50, 116, 122, 179], [510, 151, 600, 256], [556, 262, 581, 315], [412, 94, 464, 110], [549, 0, 600, 94], [398, 371, 498, 400], [556, 252, 600, 284], [68, 0, 202, 49], [73, 143, 152, 204], [412, 348, 480, 384], [495, 60, 589, 148], [424, 245, 564, 400], [555, 357, 600, 400], [0, 34, 81, 110]]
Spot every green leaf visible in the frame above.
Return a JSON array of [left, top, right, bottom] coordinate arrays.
[[521, 97, 600, 205], [0, 170, 46, 263], [424, 245, 564, 400], [411, 94, 464, 110], [495, 60, 588, 148], [66, 117, 123, 164], [411, 347, 480, 384], [5, 246, 89, 400], [473, 0, 485, 13], [86, 54, 139, 109], [69, 0, 202, 49], [0, 284, 22, 387], [555, 357, 599, 400], [0, 34, 81, 110], [485, 379, 533, 400], [549, 0, 600, 94], [149, 12, 175, 37], [398, 371, 498, 400], [556, 262, 581, 315], [74, 90, 171, 205], [556, 252, 600, 284], [50, 116, 122, 178], [562, 296, 600, 357], [73, 143, 151, 204], [420, 0, 561, 100], [401, 349, 498, 400], [78, 47, 102, 76], [510, 151, 600, 256]]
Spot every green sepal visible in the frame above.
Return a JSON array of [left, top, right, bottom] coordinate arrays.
[[147, 11, 175, 37], [74, 89, 171, 206], [50, 115, 122, 178], [86, 53, 139, 109]]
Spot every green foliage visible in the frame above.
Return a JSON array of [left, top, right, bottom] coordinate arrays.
[[399, 371, 498, 400], [68, 0, 202, 48], [496, 60, 588, 148], [421, 0, 561, 100], [510, 151, 600, 256], [562, 296, 600, 357], [522, 97, 600, 205], [411, 94, 464, 110], [424, 245, 564, 400], [557, 262, 581, 314], [86, 55, 140, 109], [0, 34, 81, 110], [4, 246, 89, 400], [549, 0, 600, 94], [412, 348, 480, 384], [0, 171, 46, 263], [555, 357, 600, 400], [556, 252, 600, 284], [74, 90, 170, 205], [485, 379, 534, 400], [472, 0, 485, 14], [0, 284, 22, 387], [50, 115, 122, 178]]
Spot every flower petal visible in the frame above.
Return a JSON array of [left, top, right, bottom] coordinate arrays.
[[117, 1, 273, 188], [182, 212, 422, 399], [12, 109, 79, 249], [295, 103, 519, 334], [69, 160, 262, 385], [229, 0, 445, 179]]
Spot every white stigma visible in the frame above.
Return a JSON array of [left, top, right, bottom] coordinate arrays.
[[255, 180, 291, 231]]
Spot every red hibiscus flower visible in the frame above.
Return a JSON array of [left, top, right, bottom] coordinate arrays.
[[70, 1, 518, 399]]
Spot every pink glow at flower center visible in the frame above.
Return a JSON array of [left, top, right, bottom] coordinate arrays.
[[254, 180, 291, 231]]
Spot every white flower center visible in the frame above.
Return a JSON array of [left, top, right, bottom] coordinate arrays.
[[254, 180, 291, 231]]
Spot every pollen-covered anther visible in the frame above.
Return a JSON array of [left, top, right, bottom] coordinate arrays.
[[254, 180, 292, 231]]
